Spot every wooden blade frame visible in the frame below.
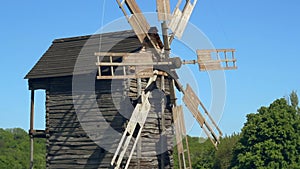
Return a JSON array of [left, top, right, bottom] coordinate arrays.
[[116, 0, 161, 52], [95, 52, 154, 79], [169, 0, 198, 39], [172, 106, 192, 169], [182, 84, 222, 148], [156, 0, 171, 21], [197, 49, 237, 71]]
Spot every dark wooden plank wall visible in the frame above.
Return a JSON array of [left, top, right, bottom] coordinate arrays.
[[45, 76, 174, 169]]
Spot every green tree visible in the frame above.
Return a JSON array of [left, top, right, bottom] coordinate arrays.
[[289, 90, 299, 114], [189, 137, 215, 169], [213, 133, 240, 169], [0, 128, 46, 169], [230, 99, 300, 169], [173, 136, 215, 169]]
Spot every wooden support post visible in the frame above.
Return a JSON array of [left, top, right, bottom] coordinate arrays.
[[162, 21, 170, 59], [30, 136, 34, 169], [160, 75, 166, 168], [97, 56, 101, 77], [224, 51, 228, 67], [161, 76, 165, 133], [232, 51, 236, 67], [170, 80, 177, 106], [161, 22, 170, 168], [137, 78, 142, 169], [185, 135, 192, 169], [170, 80, 181, 169], [110, 56, 114, 76], [29, 90, 35, 169]]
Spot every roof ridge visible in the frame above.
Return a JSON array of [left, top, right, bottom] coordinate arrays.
[[53, 29, 136, 43]]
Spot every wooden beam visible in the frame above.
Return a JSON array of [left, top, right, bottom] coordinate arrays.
[[31, 130, 47, 138], [125, 0, 151, 43], [160, 75, 166, 169], [137, 78, 142, 169], [94, 52, 129, 56], [30, 90, 34, 131], [29, 89, 34, 169]]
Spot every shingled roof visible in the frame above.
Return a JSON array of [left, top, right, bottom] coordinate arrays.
[[25, 30, 144, 79]]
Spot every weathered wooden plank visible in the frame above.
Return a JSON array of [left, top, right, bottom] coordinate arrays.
[[169, 7, 182, 36], [156, 0, 171, 21], [169, 1, 198, 39], [175, 2, 194, 38]]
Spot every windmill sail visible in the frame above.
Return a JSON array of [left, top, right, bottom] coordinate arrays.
[[156, 0, 171, 21], [116, 0, 161, 51], [197, 49, 237, 71], [172, 106, 192, 169], [182, 84, 222, 148], [169, 0, 198, 39]]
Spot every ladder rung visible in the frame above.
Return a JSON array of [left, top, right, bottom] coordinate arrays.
[[111, 74, 158, 169]]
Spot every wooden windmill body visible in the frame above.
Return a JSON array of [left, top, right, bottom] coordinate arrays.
[[25, 0, 237, 168]]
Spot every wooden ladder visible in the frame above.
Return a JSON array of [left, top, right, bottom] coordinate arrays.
[[111, 72, 158, 169]]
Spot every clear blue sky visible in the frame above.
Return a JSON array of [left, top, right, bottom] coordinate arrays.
[[0, 0, 299, 136]]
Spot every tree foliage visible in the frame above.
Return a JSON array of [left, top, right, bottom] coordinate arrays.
[[173, 136, 215, 169], [0, 128, 45, 169], [290, 90, 299, 109], [189, 137, 215, 169], [213, 133, 240, 169], [289, 90, 300, 114], [230, 98, 300, 169], [173, 135, 240, 169]]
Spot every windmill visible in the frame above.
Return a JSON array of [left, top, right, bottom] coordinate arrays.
[[94, 0, 237, 168]]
